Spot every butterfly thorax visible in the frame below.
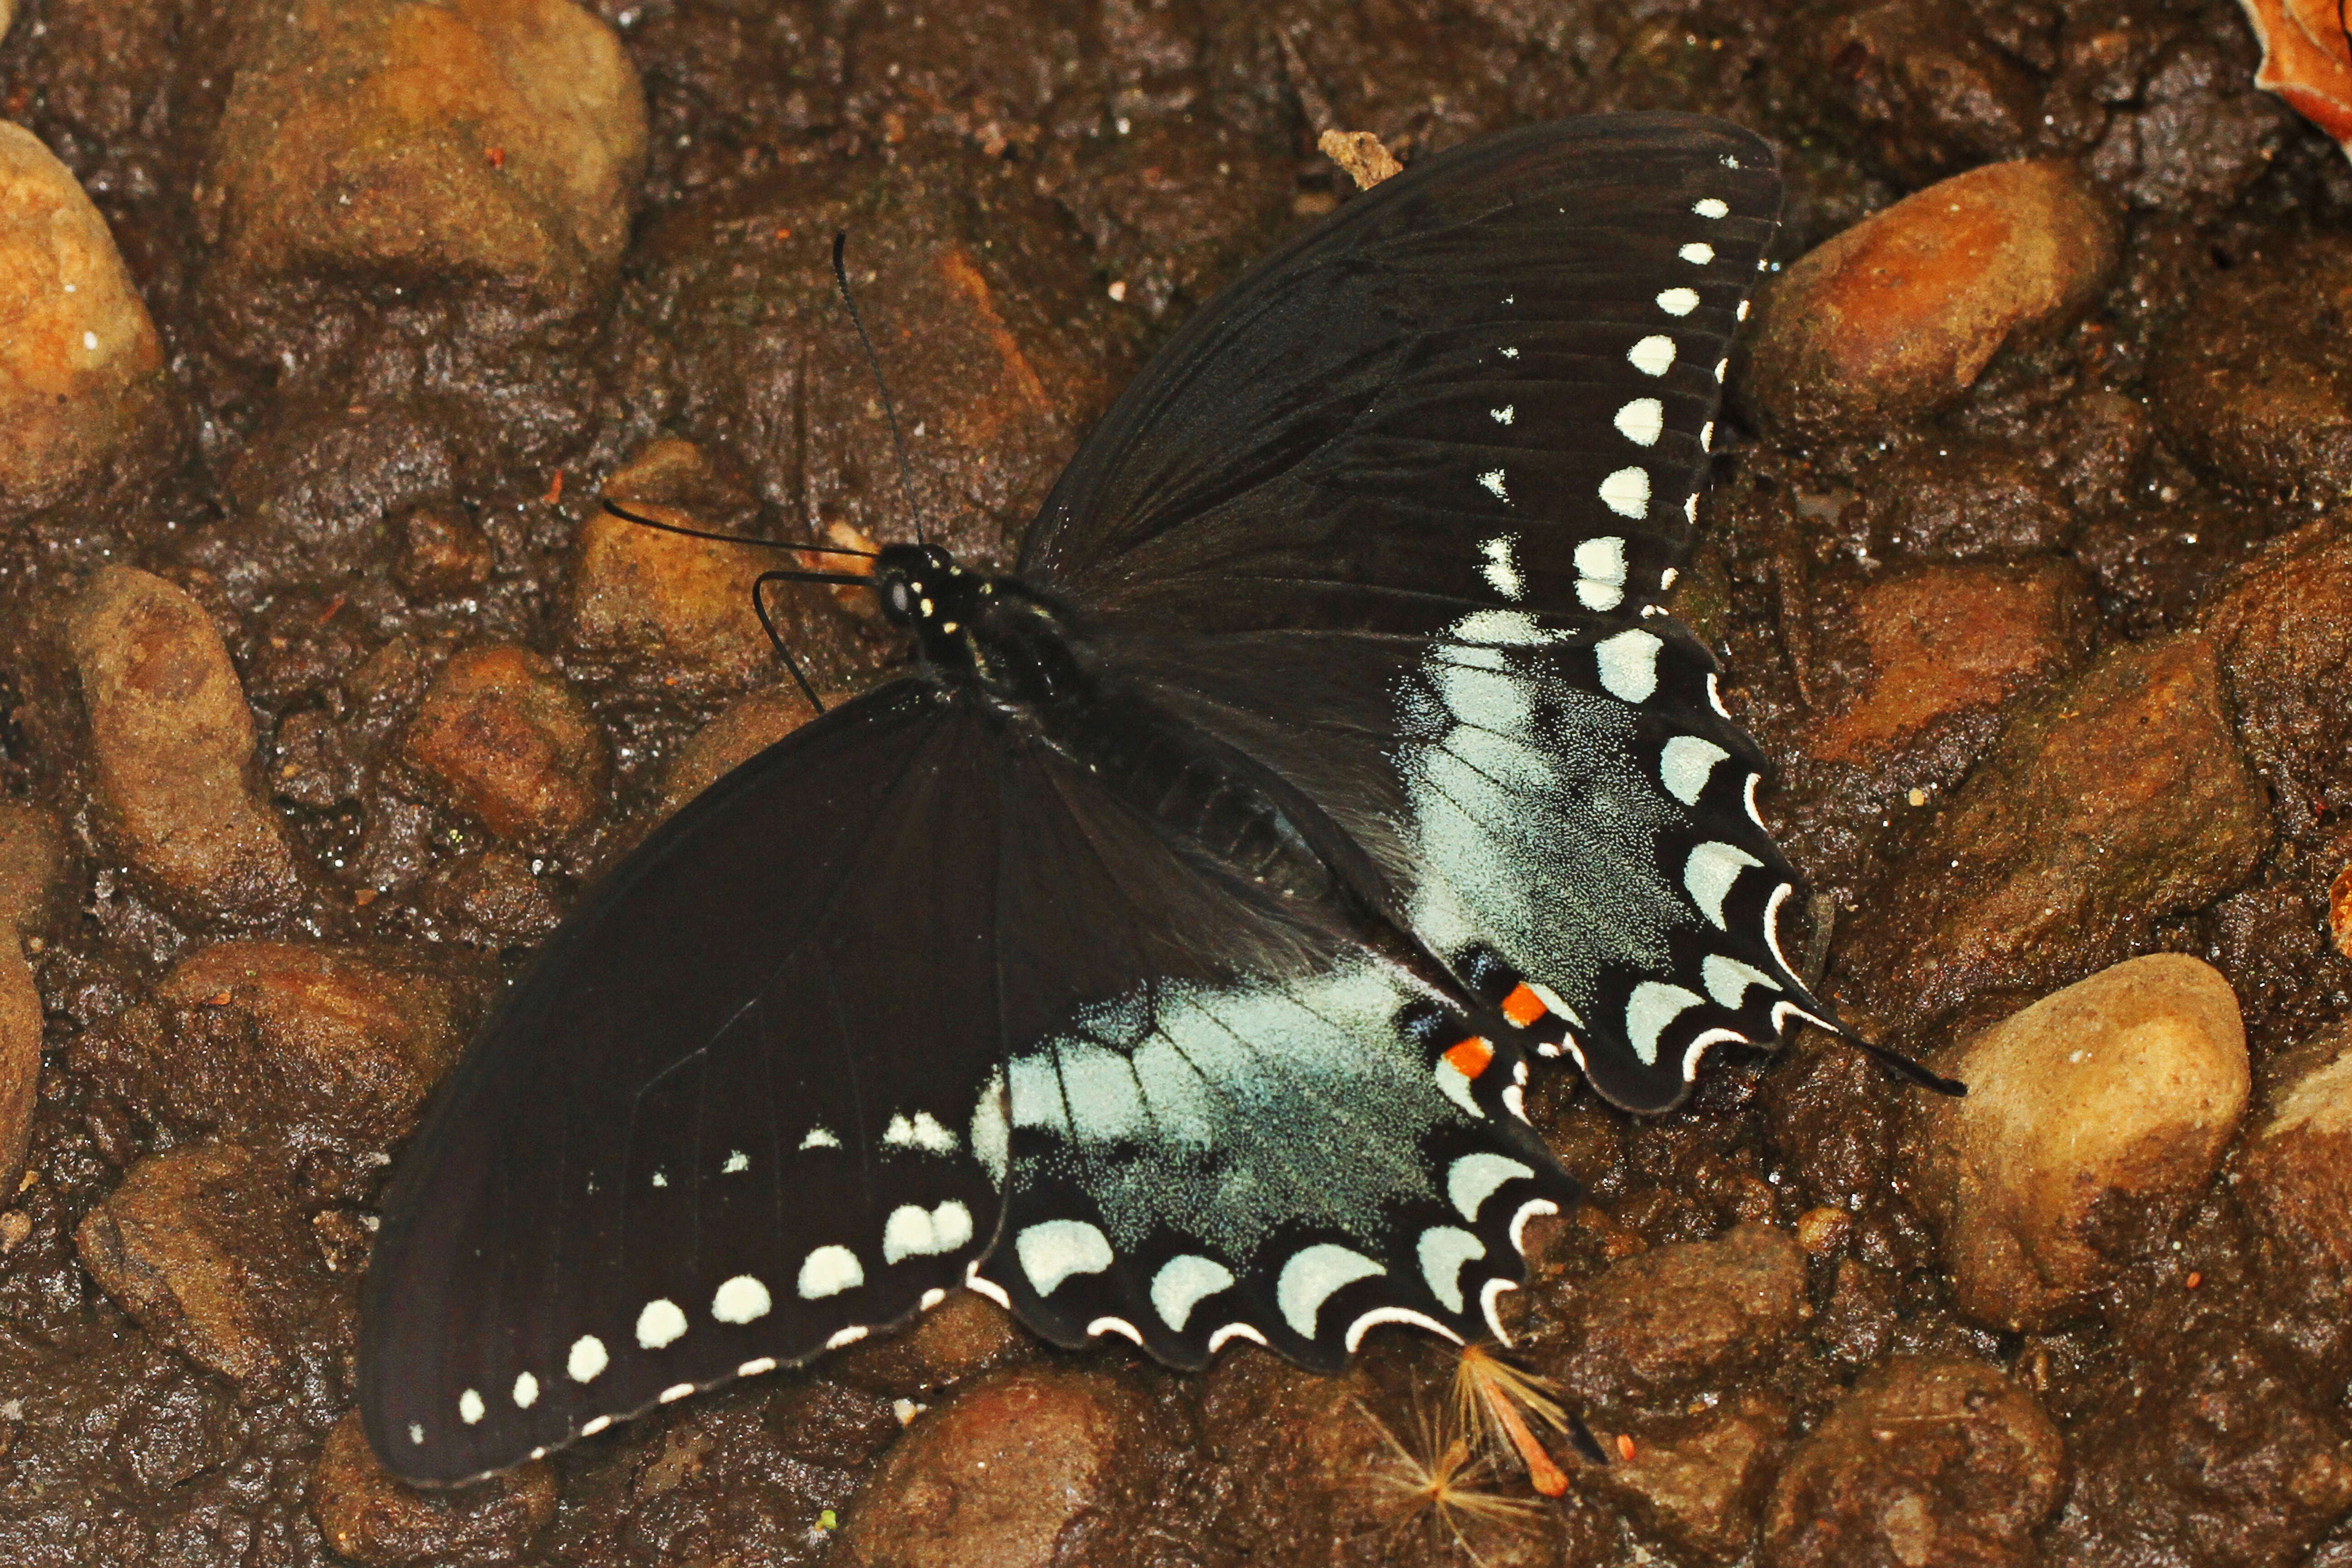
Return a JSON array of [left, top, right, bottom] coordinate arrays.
[[873, 542, 1364, 913]]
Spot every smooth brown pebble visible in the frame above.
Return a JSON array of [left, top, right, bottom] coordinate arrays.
[[406, 645, 609, 843], [311, 1410, 556, 1568], [1760, 1357, 2062, 1568], [1745, 159, 2119, 434], [833, 1366, 1158, 1568], [1913, 954, 2247, 1331], [0, 121, 170, 518], [73, 1143, 324, 1391], [67, 567, 301, 920], [1533, 1222, 1807, 1402]]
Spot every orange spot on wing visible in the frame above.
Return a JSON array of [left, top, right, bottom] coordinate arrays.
[[1499, 983, 1546, 1028], [1444, 1037, 1494, 1079]]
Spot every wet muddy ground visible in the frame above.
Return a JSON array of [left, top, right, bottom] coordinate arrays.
[[3, 0, 2352, 1564]]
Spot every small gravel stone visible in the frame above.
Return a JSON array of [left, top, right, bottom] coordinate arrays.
[[0, 938, 38, 1201], [1532, 1222, 1808, 1403], [1805, 560, 2096, 765], [405, 645, 609, 843], [834, 1289, 1032, 1399], [1760, 1357, 2063, 1568], [311, 1410, 556, 1568], [66, 567, 301, 921], [1593, 1395, 1788, 1561], [2242, 1034, 2352, 1275], [657, 686, 820, 820], [1853, 633, 2271, 1022], [2151, 233, 2352, 496], [570, 441, 777, 691], [2205, 514, 2352, 838], [1912, 954, 2248, 1331], [198, 0, 647, 343], [392, 506, 495, 600], [72, 1143, 327, 1391], [832, 1366, 1159, 1568], [154, 941, 470, 1156], [0, 122, 170, 519], [1745, 159, 2120, 435]]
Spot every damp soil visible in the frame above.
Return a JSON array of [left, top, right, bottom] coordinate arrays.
[[3, 1, 2352, 1565]]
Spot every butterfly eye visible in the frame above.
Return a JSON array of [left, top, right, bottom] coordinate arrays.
[[886, 581, 913, 617]]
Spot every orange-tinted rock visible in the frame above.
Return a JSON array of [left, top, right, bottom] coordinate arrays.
[[2242, 1032, 2352, 1275], [199, 0, 647, 342], [406, 645, 608, 843], [66, 567, 301, 921], [657, 686, 820, 819], [1760, 1358, 2062, 1568], [73, 1143, 326, 1390], [1913, 955, 2247, 1331], [1854, 633, 2270, 1022], [0, 938, 37, 1200], [156, 941, 470, 1154], [0, 121, 170, 519], [1532, 1223, 1808, 1403], [1746, 160, 2120, 434], [569, 441, 776, 689], [311, 1411, 556, 1567], [833, 1366, 1160, 1568], [1808, 560, 2096, 764]]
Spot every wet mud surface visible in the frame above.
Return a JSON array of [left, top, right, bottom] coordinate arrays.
[[3, 0, 2352, 1564]]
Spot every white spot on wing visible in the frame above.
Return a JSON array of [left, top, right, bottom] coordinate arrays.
[[1628, 334, 1676, 375], [826, 1325, 868, 1348], [1490, 404, 1514, 425], [568, 1335, 608, 1382], [1695, 197, 1730, 218], [722, 1149, 749, 1173], [1417, 1226, 1486, 1313], [882, 1200, 975, 1264], [1681, 242, 1715, 265], [1599, 466, 1650, 519], [1480, 534, 1524, 599], [799, 1245, 865, 1299], [1447, 1152, 1532, 1221], [1499, 346, 1519, 359], [1477, 468, 1509, 502], [1657, 287, 1699, 316], [1433, 1055, 1482, 1116], [1151, 1254, 1235, 1331], [1738, 299, 1751, 322], [1627, 981, 1705, 1065], [1277, 1244, 1384, 1338], [1594, 629, 1663, 703], [970, 1067, 1008, 1187], [1017, 1219, 1114, 1296], [799, 1127, 840, 1151], [1660, 735, 1730, 806], [1703, 954, 1780, 1009], [884, 1111, 958, 1153], [712, 1275, 773, 1323], [459, 1388, 485, 1425], [637, 1298, 688, 1349], [408, 1422, 424, 1445], [1614, 397, 1663, 446], [1684, 841, 1764, 928], [1574, 534, 1628, 613], [513, 1372, 539, 1408], [1684, 493, 1699, 525]]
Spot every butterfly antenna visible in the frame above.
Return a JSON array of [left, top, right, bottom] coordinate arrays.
[[599, 499, 878, 559], [830, 231, 931, 547], [1847, 1034, 1967, 1097], [749, 570, 856, 716]]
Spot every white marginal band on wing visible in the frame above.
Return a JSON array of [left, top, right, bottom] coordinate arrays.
[[1087, 1316, 1145, 1346], [1509, 1198, 1557, 1254], [1344, 1305, 1460, 1353], [1480, 1277, 1519, 1344], [1206, 1321, 1269, 1353], [1680, 1026, 1749, 1082]]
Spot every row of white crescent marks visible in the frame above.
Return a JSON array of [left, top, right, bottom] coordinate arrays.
[[1475, 185, 1751, 614], [967, 1154, 1559, 1352], [410, 1111, 985, 1464]]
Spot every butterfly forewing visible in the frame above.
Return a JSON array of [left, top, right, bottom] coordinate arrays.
[[363, 685, 1012, 1484]]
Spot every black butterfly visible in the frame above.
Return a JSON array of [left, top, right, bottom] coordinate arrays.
[[362, 113, 1830, 1484]]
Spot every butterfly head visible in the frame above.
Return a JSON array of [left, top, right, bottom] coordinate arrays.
[[871, 543, 971, 627]]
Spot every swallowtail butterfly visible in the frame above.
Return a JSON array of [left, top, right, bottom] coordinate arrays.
[[362, 113, 1833, 1484]]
